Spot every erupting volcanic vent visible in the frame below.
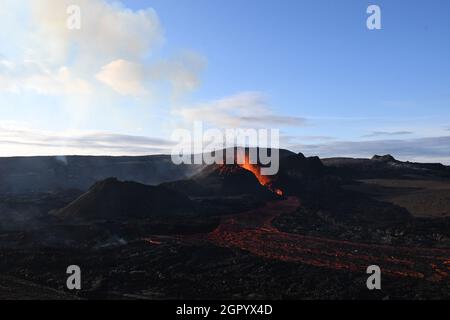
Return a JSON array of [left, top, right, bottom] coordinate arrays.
[[239, 156, 283, 196]]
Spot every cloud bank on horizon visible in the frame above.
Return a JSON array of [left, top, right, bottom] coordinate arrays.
[[0, 0, 449, 164], [2, 120, 450, 165]]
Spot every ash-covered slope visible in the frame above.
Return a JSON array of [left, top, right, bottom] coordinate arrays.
[[55, 178, 194, 221], [279, 152, 325, 177], [163, 164, 275, 198], [164, 152, 330, 199], [196, 164, 273, 196], [265, 152, 331, 196]]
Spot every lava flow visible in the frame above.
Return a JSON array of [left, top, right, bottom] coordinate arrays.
[[208, 197, 450, 281], [239, 156, 283, 196]]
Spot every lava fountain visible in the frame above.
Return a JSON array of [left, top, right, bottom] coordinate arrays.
[[239, 156, 283, 196]]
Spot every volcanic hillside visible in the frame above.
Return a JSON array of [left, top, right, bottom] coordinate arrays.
[[261, 152, 330, 197], [55, 178, 195, 221], [322, 154, 450, 179], [163, 164, 277, 199]]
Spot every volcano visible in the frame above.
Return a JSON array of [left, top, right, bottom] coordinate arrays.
[[237, 156, 283, 195], [193, 164, 277, 198], [162, 163, 278, 199], [55, 178, 194, 221]]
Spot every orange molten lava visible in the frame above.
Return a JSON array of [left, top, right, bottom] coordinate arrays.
[[240, 156, 283, 196], [208, 197, 450, 280], [240, 161, 270, 185]]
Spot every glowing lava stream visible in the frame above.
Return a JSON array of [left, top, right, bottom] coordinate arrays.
[[239, 157, 283, 196], [208, 197, 450, 281], [240, 160, 271, 186]]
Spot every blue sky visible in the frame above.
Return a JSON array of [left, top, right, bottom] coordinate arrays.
[[0, 0, 449, 162]]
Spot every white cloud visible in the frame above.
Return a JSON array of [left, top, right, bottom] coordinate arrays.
[[174, 92, 307, 128], [0, 122, 175, 156], [95, 53, 206, 96], [362, 131, 414, 138], [0, 60, 91, 95], [0, 0, 207, 157], [0, 0, 204, 99], [96, 59, 146, 96], [27, 0, 163, 68], [149, 52, 207, 98]]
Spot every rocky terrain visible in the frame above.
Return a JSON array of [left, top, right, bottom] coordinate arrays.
[[1, 150, 450, 300]]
